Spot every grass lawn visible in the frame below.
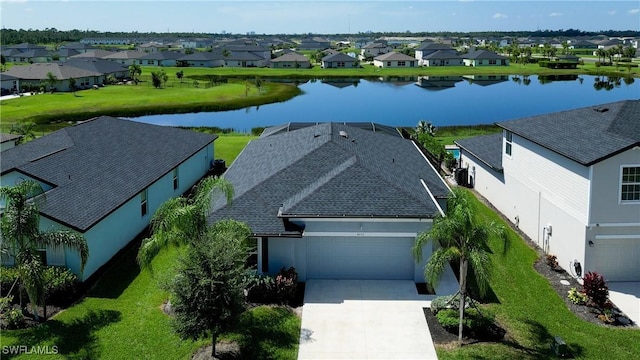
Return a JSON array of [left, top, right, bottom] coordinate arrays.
[[0, 81, 301, 128], [437, 189, 640, 359], [434, 124, 502, 146], [0, 139, 299, 360]]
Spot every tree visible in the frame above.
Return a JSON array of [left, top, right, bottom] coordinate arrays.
[[168, 219, 251, 358], [176, 70, 184, 84], [151, 69, 168, 89], [68, 77, 77, 96], [137, 176, 234, 268], [1, 54, 6, 71], [413, 187, 508, 346], [0, 180, 88, 321], [415, 120, 436, 137], [561, 41, 570, 55], [128, 63, 142, 84], [10, 122, 37, 144], [45, 71, 58, 92]]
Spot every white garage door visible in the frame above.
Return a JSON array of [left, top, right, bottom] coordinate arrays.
[[592, 238, 640, 281], [306, 237, 414, 280]]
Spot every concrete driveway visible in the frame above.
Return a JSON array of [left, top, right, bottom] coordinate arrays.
[[609, 282, 640, 326], [297, 280, 438, 360]]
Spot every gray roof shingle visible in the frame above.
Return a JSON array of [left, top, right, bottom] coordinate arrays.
[[1, 116, 216, 231], [209, 123, 450, 236], [497, 100, 640, 165], [455, 133, 504, 171]]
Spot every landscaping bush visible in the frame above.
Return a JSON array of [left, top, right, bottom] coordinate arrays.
[[0, 266, 20, 296], [43, 266, 81, 306], [431, 295, 456, 314], [583, 271, 609, 309], [567, 287, 588, 305], [0, 296, 25, 330], [275, 267, 298, 304], [244, 267, 298, 304], [435, 308, 495, 335]]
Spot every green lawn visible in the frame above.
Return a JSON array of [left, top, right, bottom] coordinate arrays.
[[434, 125, 502, 146], [438, 189, 640, 359], [0, 139, 298, 360], [0, 81, 301, 128]]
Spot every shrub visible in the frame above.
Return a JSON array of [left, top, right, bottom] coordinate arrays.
[[0, 267, 20, 296], [546, 254, 559, 270], [431, 295, 456, 314], [43, 266, 80, 306], [275, 267, 298, 303], [244, 270, 276, 303], [567, 287, 588, 305], [583, 271, 609, 309], [0, 296, 25, 330], [435, 308, 495, 334]]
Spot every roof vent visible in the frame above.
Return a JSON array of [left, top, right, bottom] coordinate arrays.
[[339, 130, 348, 138], [593, 107, 609, 113]]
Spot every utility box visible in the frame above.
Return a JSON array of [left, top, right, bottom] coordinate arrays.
[[550, 336, 569, 357]]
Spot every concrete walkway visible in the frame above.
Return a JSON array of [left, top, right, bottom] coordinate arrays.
[[609, 282, 640, 326], [298, 280, 438, 360]]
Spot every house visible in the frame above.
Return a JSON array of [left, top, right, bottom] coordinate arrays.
[[421, 50, 463, 67], [5, 49, 52, 63], [270, 52, 311, 69], [138, 51, 183, 67], [69, 49, 117, 60], [208, 122, 451, 282], [321, 53, 358, 68], [177, 51, 225, 68], [360, 42, 392, 60], [103, 50, 147, 66], [415, 43, 457, 66], [63, 59, 129, 82], [59, 42, 95, 54], [569, 40, 598, 49], [0, 133, 22, 151], [0, 73, 20, 94], [463, 49, 509, 66], [372, 52, 417, 68], [53, 48, 81, 61], [298, 37, 331, 50], [224, 50, 269, 68], [2, 63, 103, 91], [455, 100, 640, 282], [0, 116, 217, 281]]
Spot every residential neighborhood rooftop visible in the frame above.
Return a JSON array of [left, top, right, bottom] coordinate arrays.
[[455, 133, 504, 171]]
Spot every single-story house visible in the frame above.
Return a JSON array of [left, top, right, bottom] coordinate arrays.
[[103, 50, 147, 66], [5, 49, 52, 63], [59, 42, 96, 54], [0, 133, 22, 151], [53, 49, 81, 61], [455, 100, 640, 282], [463, 49, 509, 66], [0, 116, 217, 281], [63, 59, 129, 83], [270, 52, 311, 69], [224, 51, 268, 68], [360, 42, 392, 60], [321, 53, 359, 68], [415, 43, 457, 65], [69, 49, 117, 60], [177, 52, 225, 68], [1, 63, 103, 91], [138, 51, 183, 67], [373, 52, 417, 68], [0, 73, 20, 93], [421, 50, 463, 67], [208, 122, 451, 282]]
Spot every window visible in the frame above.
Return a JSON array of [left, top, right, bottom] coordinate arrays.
[[140, 189, 148, 216], [505, 131, 513, 156], [387, 61, 391, 67], [621, 166, 640, 202], [398, 61, 406, 66], [489, 59, 497, 65], [172, 168, 179, 191]]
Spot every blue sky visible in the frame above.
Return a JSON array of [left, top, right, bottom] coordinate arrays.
[[1, 1, 639, 34]]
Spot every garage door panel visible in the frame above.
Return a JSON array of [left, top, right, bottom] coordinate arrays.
[[307, 237, 414, 280], [592, 239, 640, 282]]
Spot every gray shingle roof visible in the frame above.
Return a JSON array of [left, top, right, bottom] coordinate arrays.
[[322, 53, 357, 62], [138, 51, 183, 60], [1, 133, 22, 144], [209, 123, 450, 236], [423, 50, 461, 60], [2, 63, 101, 80], [270, 53, 309, 63], [464, 49, 507, 60], [0, 116, 216, 231], [374, 52, 416, 61], [497, 100, 640, 166], [455, 133, 504, 171]]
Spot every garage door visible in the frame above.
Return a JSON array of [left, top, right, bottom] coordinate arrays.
[[306, 237, 414, 280], [592, 237, 640, 281]]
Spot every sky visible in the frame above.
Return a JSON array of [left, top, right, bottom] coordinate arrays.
[[1, 1, 639, 34]]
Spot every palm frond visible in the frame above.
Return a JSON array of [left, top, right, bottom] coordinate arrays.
[[425, 247, 457, 289], [38, 230, 89, 273], [192, 176, 234, 216]]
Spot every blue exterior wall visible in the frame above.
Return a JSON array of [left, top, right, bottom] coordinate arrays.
[[7, 143, 214, 281]]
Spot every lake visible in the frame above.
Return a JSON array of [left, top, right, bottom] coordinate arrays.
[[131, 75, 639, 131]]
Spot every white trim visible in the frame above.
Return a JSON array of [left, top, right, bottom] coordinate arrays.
[[303, 231, 418, 237], [298, 217, 433, 223], [421, 179, 445, 217], [588, 222, 640, 228], [411, 141, 452, 192], [594, 234, 640, 240]]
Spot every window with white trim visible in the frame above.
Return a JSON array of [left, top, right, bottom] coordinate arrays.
[[172, 168, 179, 191], [621, 166, 640, 202], [140, 188, 148, 216], [505, 131, 513, 156]]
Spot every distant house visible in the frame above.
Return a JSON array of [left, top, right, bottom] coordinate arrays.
[[6, 49, 52, 63], [69, 49, 117, 60], [270, 52, 311, 69], [208, 122, 452, 283], [463, 49, 509, 66], [53, 49, 80, 61], [415, 43, 458, 66], [224, 50, 269, 68], [59, 42, 95, 54], [455, 100, 640, 282], [63, 59, 129, 82], [0, 133, 22, 151], [569, 40, 598, 49], [0, 116, 217, 281], [2, 63, 103, 91], [103, 50, 147, 66], [422, 50, 463, 67], [321, 53, 358, 68], [177, 52, 225, 68], [298, 37, 331, 50], [372, 52, 416, 68], [138, 51, 183, 67], [137, 42, 164, 54], [360, 43, 392, 60]]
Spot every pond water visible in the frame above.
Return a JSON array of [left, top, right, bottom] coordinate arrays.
[[131, 75, 639, 131]]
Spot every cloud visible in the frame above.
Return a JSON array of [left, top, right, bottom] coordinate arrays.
[[628, 8, 639, 15], [608, 10, 616, 15], [493, 13, 508, 19], [549, 12, 562, 17]]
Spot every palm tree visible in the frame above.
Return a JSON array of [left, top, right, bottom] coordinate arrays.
[[45, 71, 58, 92], [0, 180, 89, 321], [10, 122, 37, 144], [413, 187, 508, 346], [128, 63, 142, 84], [415, 120, 436, 137], [136, 176, 234, 268]]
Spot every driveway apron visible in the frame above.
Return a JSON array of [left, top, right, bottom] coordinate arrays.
[[298, 280, 438, 360]]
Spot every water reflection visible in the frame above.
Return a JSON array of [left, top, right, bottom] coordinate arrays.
[[462, 75, 510, 86], [415, 76, 463, 91]]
